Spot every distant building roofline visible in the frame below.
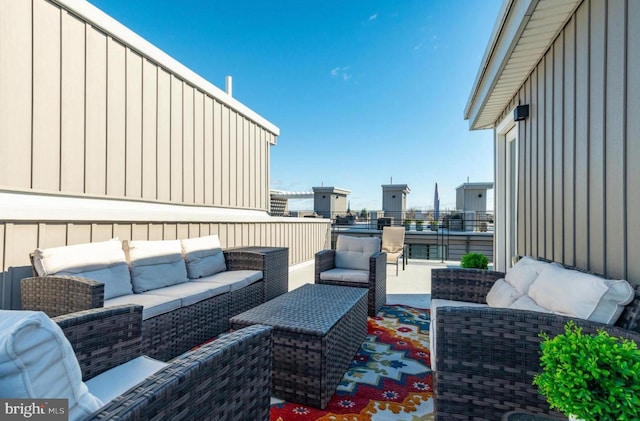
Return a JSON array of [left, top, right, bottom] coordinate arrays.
[[455, 182, 494, 190], [312, 187, 351, 195], [381, 184, 411, 193]]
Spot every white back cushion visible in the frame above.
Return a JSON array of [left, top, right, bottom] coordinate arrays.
[[125, 240, 188, 293], [335, 236, 381, 271], [528, 264, 634, 324], [486, 279, 523, 308], [0, 311, 103, 421], [33, 238, 133, 300], [505, 256, 552, 294], [181, 235, 226, 279]]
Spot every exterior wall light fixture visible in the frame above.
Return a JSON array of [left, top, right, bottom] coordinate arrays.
[[514, 104, 529, 121]]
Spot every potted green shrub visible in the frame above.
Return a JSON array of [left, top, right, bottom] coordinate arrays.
[[404, 219, 412, 231], [430, 220, 439, 231], [460, 252, 488, 269], [415, 220, 424, 231], [533, 322, 640, 421]]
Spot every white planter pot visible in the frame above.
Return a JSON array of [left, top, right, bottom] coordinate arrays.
[[569, 415, 585, 421]]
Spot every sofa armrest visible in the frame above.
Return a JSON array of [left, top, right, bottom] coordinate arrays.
[[54, 305, 143, 381], [21, 275, 105, 317], [225, 247, 289, 300], [431, 268, 505, 304], [314, 249, 336, 283], [434, 306, 640, 420], [87, 324, 273, 421]]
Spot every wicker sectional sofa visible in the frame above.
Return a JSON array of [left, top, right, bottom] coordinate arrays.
[[430, 258, 640, 420], [21, 237, 288, 361]]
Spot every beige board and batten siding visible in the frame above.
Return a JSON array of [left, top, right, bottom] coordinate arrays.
[[0, 0, 274, 209], [0, 0, 331, 308], [495, 0, 640, 283]]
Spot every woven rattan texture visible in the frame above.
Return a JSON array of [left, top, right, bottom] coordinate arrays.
[[88, 323, 273, 421], [225, 246, 289, 301], [55, 305, 142, 381], [230, 284, 368, 408], [314, 250, 387, 316], [142, 292, 229, 361], [431, 263, 640, 420], [22, 275, 105, 317], [230, 281, 264, 317], [431, 268, 505, 303]]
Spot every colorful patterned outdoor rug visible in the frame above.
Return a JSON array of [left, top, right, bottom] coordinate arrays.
[[270, 305, 433, 421]]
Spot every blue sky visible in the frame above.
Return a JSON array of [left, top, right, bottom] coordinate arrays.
[[87, 0, 502, 211]]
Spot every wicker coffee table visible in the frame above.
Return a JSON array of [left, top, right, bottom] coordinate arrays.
[[230, 283, 368, 409]]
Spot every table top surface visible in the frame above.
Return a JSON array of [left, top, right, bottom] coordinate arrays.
[[230, 283, 367, 335]]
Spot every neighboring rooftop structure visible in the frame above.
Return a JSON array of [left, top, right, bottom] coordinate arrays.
[[313, 187, 351, 219], [455, 182, 493, 213], [382, 184, 411, 219]]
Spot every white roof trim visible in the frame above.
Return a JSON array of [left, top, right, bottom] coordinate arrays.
[[465, 0, 581, 130], [54, 0, 280, 139], [0, 191, 329, 224]]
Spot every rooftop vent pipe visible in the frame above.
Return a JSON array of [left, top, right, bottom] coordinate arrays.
[[225, 76, 232, 97]]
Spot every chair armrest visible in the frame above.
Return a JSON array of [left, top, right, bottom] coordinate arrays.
[[315, 249, 336, 283], [434, 306, 640, 420], [370, 251, 387, 285], [54, 305, 143, 381], [21, 275, 105, 317], [431, 268, 505, 304], [87, 324, 273, 421]]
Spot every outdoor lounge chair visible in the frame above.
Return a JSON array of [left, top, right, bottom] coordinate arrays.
[[0, 305, 273, 421], [381, 226, 407, 276], [430, 261, 640, 420], [314, 235, 386, 316]]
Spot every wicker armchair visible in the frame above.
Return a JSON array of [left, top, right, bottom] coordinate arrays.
[[54, 304, 273, 420], [431, 267, 640, 421], [314, 236, 386, 316]]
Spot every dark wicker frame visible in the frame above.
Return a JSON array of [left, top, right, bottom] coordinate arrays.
[[53, 305, 273, 421], [230, 284, 368, 409], [22, 247, 288, 361], [314, 249, 387, 316], [431, 266, 640, 421]]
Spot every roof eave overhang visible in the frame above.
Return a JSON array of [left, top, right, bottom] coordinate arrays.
[[465, 0, 582, 131]]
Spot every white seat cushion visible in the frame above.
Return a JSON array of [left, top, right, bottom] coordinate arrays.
[[86, 356, 168, 405], [192, 270, 263, 291], [528, 264, 634, 324], [429, 299, 488, 371], [334, 235, 380, 271], [125, 240, 188, 293], [150, 281, 230, 307], [0, 310, 103, 421], [319, 268, 369, 283], [104, 294, 181, 320], [181, 235, 227, 279], [33, 238, 133, 300]]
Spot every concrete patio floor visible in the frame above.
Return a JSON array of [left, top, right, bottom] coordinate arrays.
[[288, 258, 458, 310]]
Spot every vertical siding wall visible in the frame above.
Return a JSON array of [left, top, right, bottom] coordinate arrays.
[[501, 0, 640, 283], [0, 0, 331, 308], [0, 0, 273, 208]]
